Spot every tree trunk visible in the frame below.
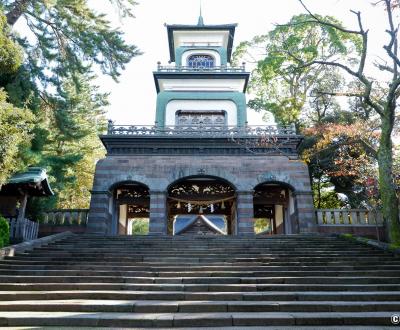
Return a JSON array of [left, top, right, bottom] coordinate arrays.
[[378, 112, 400, 243], [6, 0, 31, 26]]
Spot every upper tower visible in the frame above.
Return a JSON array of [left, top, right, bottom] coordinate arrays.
[[153, 15, 249, 128]]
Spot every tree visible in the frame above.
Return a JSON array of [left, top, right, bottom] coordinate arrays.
[[3, 0, 140, 80], [0, 9, 34, 188], [233, 14, 361, 126], [293, 0, 400, 243], [233, 13, 371, 209], [0, 89, 34, 187], [1, 0, 141, 210], [302, 120, 379, 208]]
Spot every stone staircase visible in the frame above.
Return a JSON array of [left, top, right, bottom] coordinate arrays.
[[0, 234, 399, 327]]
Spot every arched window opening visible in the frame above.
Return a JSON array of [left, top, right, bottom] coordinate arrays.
[[253, 183, 290, 235], [113, 182, 150, 235], [188, 54, 215, 68]]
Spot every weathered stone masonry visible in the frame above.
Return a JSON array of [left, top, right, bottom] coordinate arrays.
[[87, 155, 316, 235]]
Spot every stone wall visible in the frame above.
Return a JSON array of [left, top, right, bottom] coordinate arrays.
[[87, 155, 315, 235]]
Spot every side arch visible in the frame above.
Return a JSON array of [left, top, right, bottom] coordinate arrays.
[[253, 180, 298, 235]]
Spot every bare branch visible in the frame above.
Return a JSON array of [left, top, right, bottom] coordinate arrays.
[[383, 0, 400, 79], [375, 61, 396, 74], [297, 0, 363, 35], [312, 90, 365, 98]]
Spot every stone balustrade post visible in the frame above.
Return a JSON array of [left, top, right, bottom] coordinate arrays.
[[149, 191, 167, 235], [236, 190, 255, 236]]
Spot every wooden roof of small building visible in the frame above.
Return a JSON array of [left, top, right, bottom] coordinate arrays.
[[0, 167, 54, 197], [174, 215, 226, 235]]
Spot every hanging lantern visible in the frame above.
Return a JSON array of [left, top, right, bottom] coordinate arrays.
[[210, 204, 214, 213], [221, 201, 226, 210], [188, 203, 192, 212], [199, 205, 204, 214], [177, 201, 181, 209]]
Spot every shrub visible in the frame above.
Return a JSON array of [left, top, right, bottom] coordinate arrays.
[[0, 215, 9, 248]]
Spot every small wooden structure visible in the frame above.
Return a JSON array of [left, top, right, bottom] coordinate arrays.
[[0, 167, 53, 242], [173, 215, 226, 235]]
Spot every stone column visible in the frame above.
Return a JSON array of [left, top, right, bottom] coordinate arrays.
[[87, 191, 111, 234], [294, 191, 317, 233], [236, 191, 255, 236], [149, 191, 167, 235]]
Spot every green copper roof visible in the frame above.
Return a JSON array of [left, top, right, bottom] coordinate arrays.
[[8, 167, 47, 184], [6, 167, 54, 196]]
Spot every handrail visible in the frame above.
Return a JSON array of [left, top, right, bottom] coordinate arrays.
[[105, 123, 297, 137], [156, 64, 246, 73]]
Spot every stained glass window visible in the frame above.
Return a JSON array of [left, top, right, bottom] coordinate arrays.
[[187, 54, 215, 68]]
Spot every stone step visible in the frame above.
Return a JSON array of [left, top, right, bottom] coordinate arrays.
[[7, 256, 398, 264], [2, 269, 400, 277], [38, 244, 377, 249], [0, 311, 393, 327], [27, 250, 384, 256], [1, 234, 399, 327], [0, 299, 399, 313], [2, 275, 400, 285], [1, 283, 400, 292], [1, 290, 399, 302], [2, 263, 400, 272]]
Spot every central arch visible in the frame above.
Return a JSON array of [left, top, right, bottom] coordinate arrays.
[[166, 175, 237, 235]]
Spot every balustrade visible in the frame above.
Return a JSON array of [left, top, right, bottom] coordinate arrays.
[[106, 124, 297, 137], [156, 64, 246, 73], [316, 209, 384, 226], [42, 209, 89, 226]]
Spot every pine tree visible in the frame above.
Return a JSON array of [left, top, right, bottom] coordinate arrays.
[[0, 1, 141, 210]]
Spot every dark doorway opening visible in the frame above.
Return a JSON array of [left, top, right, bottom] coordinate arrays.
[[167, 176, 236, 235]]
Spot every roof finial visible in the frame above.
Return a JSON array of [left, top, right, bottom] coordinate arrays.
[[197, 0, 204, 26]]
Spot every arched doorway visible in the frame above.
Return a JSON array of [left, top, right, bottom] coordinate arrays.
[[167, 176, 236, 235], [253, 182, 296, 235], [112, 181, 150, 235]]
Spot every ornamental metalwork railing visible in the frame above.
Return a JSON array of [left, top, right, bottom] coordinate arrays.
[[156, 63, 247, 73], [106, 123, 297, 137]]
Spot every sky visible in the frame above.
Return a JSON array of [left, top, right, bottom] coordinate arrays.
[[90, 0, 389, 125]]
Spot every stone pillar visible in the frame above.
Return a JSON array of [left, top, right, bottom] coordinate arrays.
[[87, 191, 111, 234], [236, 191, 255, 236], [149, 191, 167, 235], [294, 191, 317, 233]]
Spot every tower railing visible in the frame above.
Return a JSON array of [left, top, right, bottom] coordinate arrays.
[[156, 63, 247, 73], [105, 123, 297, 137]]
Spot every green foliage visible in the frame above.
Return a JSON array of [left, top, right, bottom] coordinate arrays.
[[131, 219, 149, 235], [341, 233, 353, 239], [1, 1, 140, 212], [0, 11, 23, 74], [0, 215, 10, 248], [389, 243, 400, 251], [312, 180, 344, 209], [234, 13, 376, 209], [254, 218, 272, 234], [3, 0, 141, 80], [0, 89, 34, 187], [233, 14, 361, 126]]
